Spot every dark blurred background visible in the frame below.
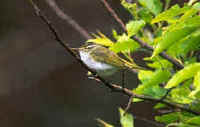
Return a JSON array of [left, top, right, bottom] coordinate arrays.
[[0, 0, 186, 127]]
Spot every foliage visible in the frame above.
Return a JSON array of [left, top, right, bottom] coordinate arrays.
[[90, 0, 200, 126]]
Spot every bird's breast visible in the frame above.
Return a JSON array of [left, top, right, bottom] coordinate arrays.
[[80, 51, 114, 71]]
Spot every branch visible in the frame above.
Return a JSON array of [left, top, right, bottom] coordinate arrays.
[[28, 0, 200, 116], [28, 0, 115, 90], [92, 78, 200, 116], [45, 0, 92, 40], [100, 0, 184, 70]]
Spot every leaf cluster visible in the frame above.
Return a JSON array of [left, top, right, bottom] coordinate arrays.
[[89, 0, 200, 127]]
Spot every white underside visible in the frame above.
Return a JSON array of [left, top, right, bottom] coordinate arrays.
[[80, 51, 117, 76]]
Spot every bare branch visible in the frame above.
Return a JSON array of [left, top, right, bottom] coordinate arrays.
[[100, 0, 184, 70], [100, 0, 127, 31], [124, 94, 134, 114], [45, 0, 92, 40], [28, 0, 200, 116]]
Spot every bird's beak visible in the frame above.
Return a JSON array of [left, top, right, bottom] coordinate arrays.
[[71, 47, 80, 51]]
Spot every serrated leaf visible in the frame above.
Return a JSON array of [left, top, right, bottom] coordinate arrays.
[[126, 20, 146, 37], [138, 0, 163, 15], [87, 32, 114, 47], [109, 35, 140, 53], [97, 119, 114, 127], [165, 63, 200, 89], [152, 5, 190, 24], [119, 108, 134, 127]]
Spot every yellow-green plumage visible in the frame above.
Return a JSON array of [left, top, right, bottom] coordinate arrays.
[[78, 45, 143, 76]]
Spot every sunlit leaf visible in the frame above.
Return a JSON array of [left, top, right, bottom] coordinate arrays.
[[121, 1, 138, 18], [167, 29, 200, 57], [135, 69, 170, 98], [152, 26, 198, 57], [109, 34, 140, 53], [147, 59, 173, 69], [193, 2, 200, 10], [165, 63, 200, 89], [138, 0, 163, 15], [87, 32, 114, 47], [119, 108, 134, 127], [170, 80, 193, 104], [126, 20, 146, 37], [151, 5, 190, 24], [189, 71, 200, 97]]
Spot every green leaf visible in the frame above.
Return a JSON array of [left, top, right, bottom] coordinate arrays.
[[109, 34, 140, 53], [119, 108, 134, 127], [96, 119, 114, 127], [186, 116, 200, 125], [152, 26, 198, 57], [147, 59, 173, 69], [167, 122, 198, 127], [138, 8, 153, 23], [135, 69, 170, 98], [138, 0, 163, 15], [140, 69, 171, 85], [121, 1, 138, 18], [87, 32, 114, 47], [170, 80, 193, 104], [154, 103, 166, 109], [132, 98, 144, 103], [155, 112, 180, 124], [193, 2, 200, 10], [152, 5, 190, 24], [189, 71, 200, 97], [112, 29, 119, 40], [138, 70, 153, 83], [165, 63, 200, 89], [126, 20, 146, 37], [167, 29, 200, 57]]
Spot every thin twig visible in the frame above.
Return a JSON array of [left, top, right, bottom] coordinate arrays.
[[100, 0, 126, 31], [28, 0, 200, 116], [124, 94, 134, 114], [45, 0, 92, 40], [92, 77, 200, 115], [100, 0, 184, 70]]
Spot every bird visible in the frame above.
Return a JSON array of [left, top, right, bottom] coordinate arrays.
[[73, 44, 144, 76]]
